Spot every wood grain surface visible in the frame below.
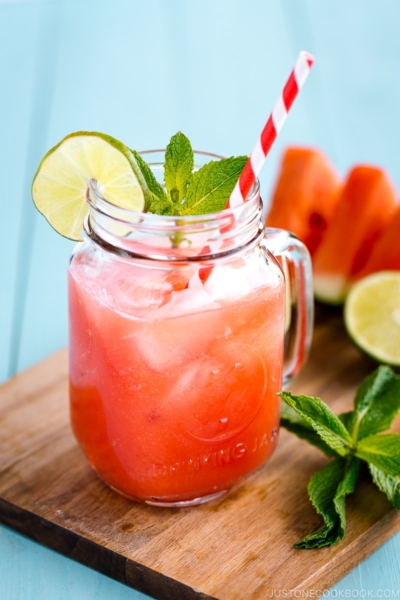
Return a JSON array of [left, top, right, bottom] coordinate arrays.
[[0, 305, 399, 600]]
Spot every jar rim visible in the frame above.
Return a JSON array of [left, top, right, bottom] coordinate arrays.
[[85, 149, 263, 261]]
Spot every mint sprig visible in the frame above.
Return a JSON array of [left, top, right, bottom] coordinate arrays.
[[130, 132, 247, 218], [279, 365, 400, 548]]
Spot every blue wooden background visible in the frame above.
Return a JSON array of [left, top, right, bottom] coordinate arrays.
[[1, 0, 400, 598]]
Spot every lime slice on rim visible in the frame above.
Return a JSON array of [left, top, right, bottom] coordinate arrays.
[[32, 131, 146, 241], [344, 271, 400, 367]]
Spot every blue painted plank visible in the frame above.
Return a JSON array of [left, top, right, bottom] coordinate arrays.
[[304, 0, 400, 188], [0, 3, 39, 382], [331, 532, 400, 596], [0, 525, 153, 600], [3, 0, 72, 376], [14, 0, 73, 374]]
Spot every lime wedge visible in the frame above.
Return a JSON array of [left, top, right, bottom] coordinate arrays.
[[344, 271, 400, 366], [32, 131, 145, 240]]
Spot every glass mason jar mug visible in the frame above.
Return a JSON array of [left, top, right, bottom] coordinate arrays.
[[68, 150, 313, 507]]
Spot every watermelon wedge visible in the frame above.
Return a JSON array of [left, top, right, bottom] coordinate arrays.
[[265, 147, 341, 256], [313, 166, 398, 304]]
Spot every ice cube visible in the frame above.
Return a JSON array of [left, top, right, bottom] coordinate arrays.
[[133, 296, 222, 372], [115, 277, 172, 310], [203, 265, 250, 300]]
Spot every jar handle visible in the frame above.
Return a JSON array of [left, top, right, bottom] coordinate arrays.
[[264, 228, 314, 388]]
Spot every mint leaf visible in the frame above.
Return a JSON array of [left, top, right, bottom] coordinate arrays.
[[164, 132, 194, 208], [369, 464, 400, 509], [279, 392, 354, 457], [348, 366, 400, 442], [295, 456, 360, 549], [356, 433, 400, 477], [280, 402, 339, 457], [130, 150, 171, 214], [181, 156, 247, 216]]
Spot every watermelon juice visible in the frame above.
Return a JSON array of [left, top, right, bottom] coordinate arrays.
[[68, 245, 285, 505]]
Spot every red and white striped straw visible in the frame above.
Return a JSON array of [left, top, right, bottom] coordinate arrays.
[[228, 50, 315, 208]]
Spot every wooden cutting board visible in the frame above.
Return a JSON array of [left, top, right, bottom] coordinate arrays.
[[1, 305, 399, 600]]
